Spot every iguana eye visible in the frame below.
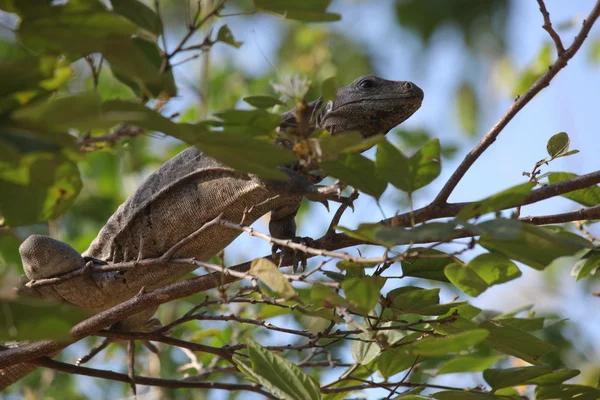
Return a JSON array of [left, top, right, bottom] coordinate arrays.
[[358, 78, 375, 88]]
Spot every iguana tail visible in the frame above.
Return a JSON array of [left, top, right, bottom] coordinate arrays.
[[0, 362, 38, 390]]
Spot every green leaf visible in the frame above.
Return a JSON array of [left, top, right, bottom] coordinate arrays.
[[535, 384, 600, 400], [484, 366, 552, 391], [468, 253, 521, 286], [342, 276, 385, 314], [591, 37, 600, 64], [480, 320, 556, 365], [0, 296, 90, 340], [318, 131, 385, 162], [375, 139, 441, 194], [457, 182, 534, 220], [495, 317, 544, 331], [18, 6, 175, 97], [437, 355, 504, 374], [234, 340, 321, 400], [378, 348, 419, 379], [574, 251, 600, 280], [0, 54, 70, 106], [401, 248, 456, 282], [527, 369, 580, 385], [187, 128, 297, 180], [351, 333, 380, 365], [433, 390, 504, 399], [321, 152, 387, 198], [253, 0, 341, 22], [546, 132, 574, 159], [374, 222, 458, 246], [112, 0, 162, 35], [410, 329, 489, 356], [320, 76, 337, 104], [12, 92, 106, 130], [310, 284, 349, 308], [101, 99, 179, 133], [387, 286, 440, 314], [216, 25, 243, 48], [514, 42, 552, 95], [0, 152, 82, 226], [479, 223, 592, 271], [456, 81, 478, 136], [548, 172, 600, 207], [243, 95, 285, 109], [445, 253, 522, 297], [445, 263, 489, 297], [250, 259, 297, 300], [213, 108, 282, 135], [0, 231, 22, 268]]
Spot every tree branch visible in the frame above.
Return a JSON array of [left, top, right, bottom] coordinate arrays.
[[536, 0, 566, 54], [432, 0, 600, 205], [31, 356, 276, 397]]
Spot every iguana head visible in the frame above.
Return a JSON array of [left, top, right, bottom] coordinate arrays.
[[318, 75, 424, 137]]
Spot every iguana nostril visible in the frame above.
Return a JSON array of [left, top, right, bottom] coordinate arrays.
[[404, 82, 413, 90]]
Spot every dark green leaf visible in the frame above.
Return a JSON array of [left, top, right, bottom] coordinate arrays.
[[216, 25, 243, 48], [0, 231, 22, 269], [535, 384, 600, 400], [574, 251, 600, 280], [527, 369, 580, 385], [375, 139, 441, 194], [434, 390, 504, 399], [18, 6, 176, 98], [437, 355, 503, 374], [0, 152, 82, 226], [213, 108, 282, 135], [401, 248, 456, 282], [342, 276, 386, 314], [351, 334, 380, 365], [320, 76, 337, 104], [0, 296, 89, 340], [479, 223, 592, 270], [387, 286, 440, 314], [0, 55, 70, 102], [243, 95, 285, 109], [374, 222, 458, 246], [187, 128, 297, 180], [480, 320, 556, 365], [378, 348, 419, 379], [445, 263, 489, 297], [250, 259, 297, 300], [12, 92, 106, 130], [546, 132, 571, 159], [112, 0, 162, 35], [321, 152, 387, 198], [514, 43, 552, 95], [456, 81, 478, 136], [468, 253, 521, 285], [234, 340, 321, 400], [495, 317, 544, 331], [318, 132, 385, 162], [411, 330, 489, 356], [336, 223, 380, 244], [457, 182, 534, 220], [253, 0, 341, 22], [310, 284, 349, 308], [548, 172, 600, 207], [483, 366, 552, 391]]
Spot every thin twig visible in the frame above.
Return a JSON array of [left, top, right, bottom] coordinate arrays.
[[433, 0, 600, 205], [536, 0, 566, 54]]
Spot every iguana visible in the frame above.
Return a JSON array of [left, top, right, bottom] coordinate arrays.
[[1, 75, 424, 388]]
